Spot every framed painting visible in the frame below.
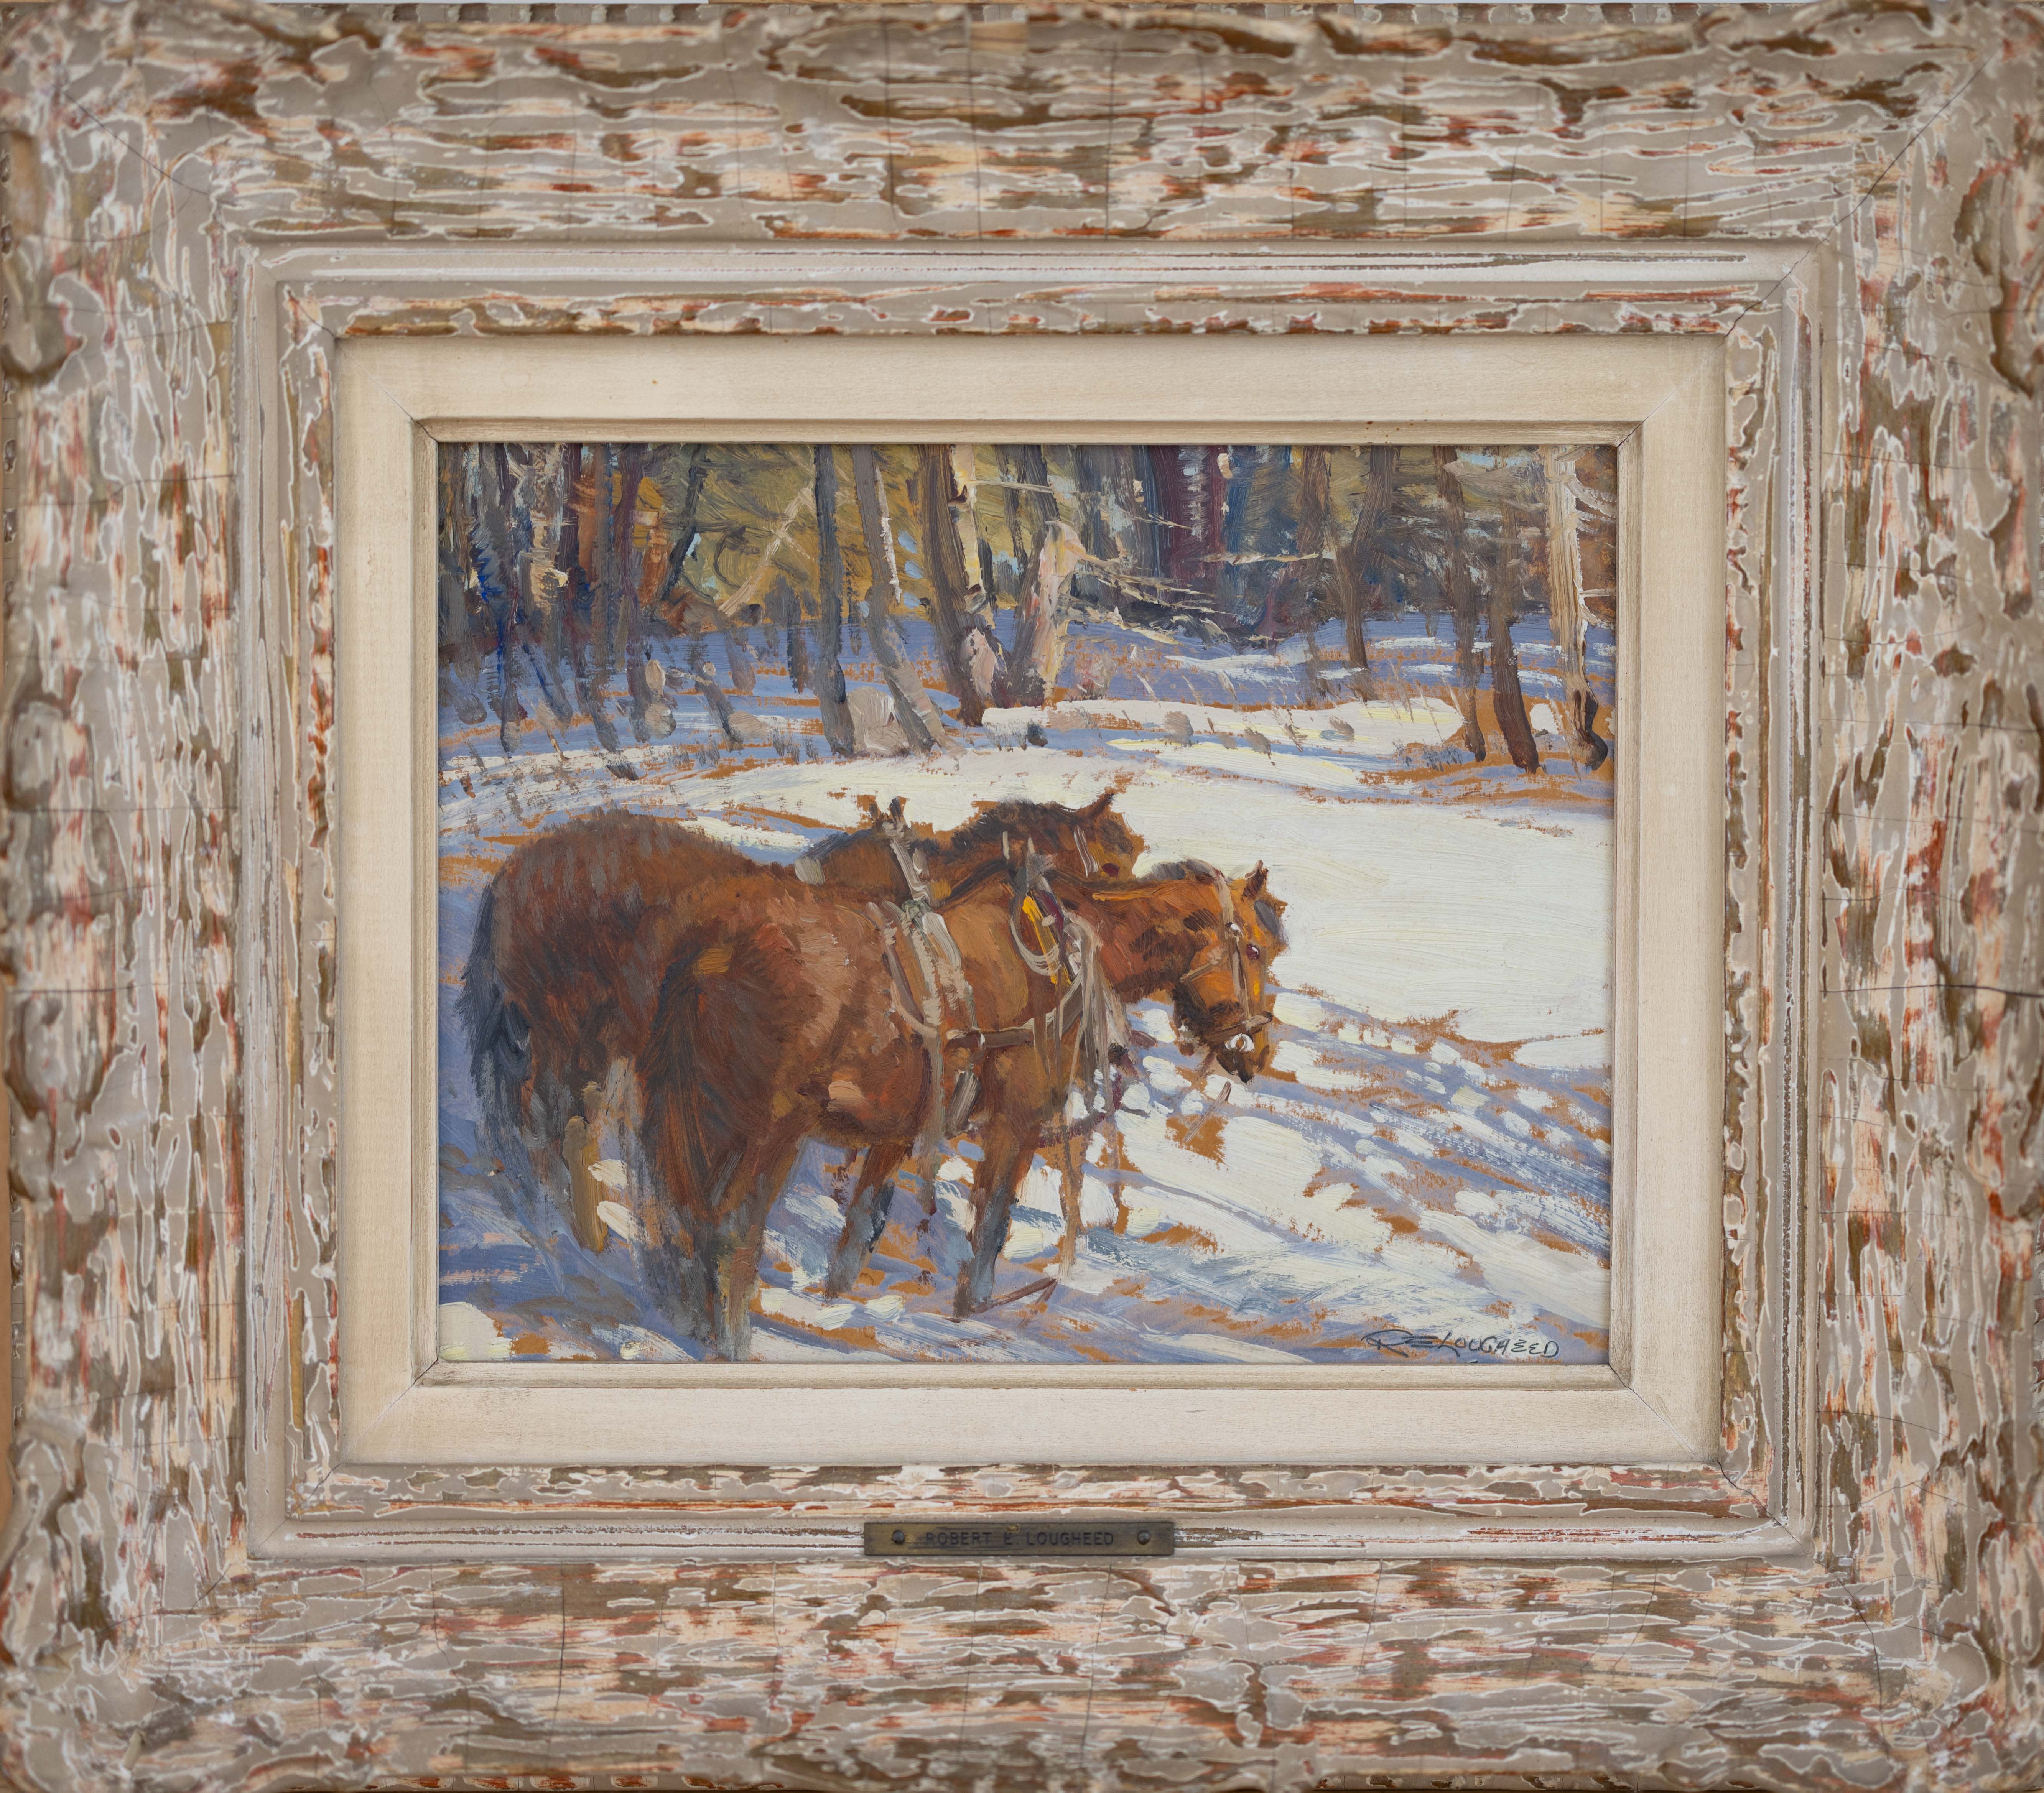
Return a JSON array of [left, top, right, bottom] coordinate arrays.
[[6, 4, 2039, 1791], [329, 331, 1723, 1475]]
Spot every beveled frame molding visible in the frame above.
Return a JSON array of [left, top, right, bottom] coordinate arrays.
[[240, 242, 1817, 1565]]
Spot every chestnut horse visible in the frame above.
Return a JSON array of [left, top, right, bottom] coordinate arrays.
[[460, 793, 1143, 1255], [632, 852, 1283, 1355]]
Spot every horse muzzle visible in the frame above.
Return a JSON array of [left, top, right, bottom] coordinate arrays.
[[1213, 1017, 1275, 1083]]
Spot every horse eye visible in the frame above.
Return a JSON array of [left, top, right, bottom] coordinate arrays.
[[1246, 943, 1262, 960], [1101, 862, 1120, 877]]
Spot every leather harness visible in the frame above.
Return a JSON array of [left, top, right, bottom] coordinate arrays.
[[867, 817, 1264, 1204]]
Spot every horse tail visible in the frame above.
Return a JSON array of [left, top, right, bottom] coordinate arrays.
[[458, 877, 530, 1143]]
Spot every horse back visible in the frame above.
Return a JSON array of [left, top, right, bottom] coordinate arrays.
[[469, 812, 759, 1123]]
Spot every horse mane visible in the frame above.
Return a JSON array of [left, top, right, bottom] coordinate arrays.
[[810, 794, 1109, 873], [940, 796, 1098, 857]]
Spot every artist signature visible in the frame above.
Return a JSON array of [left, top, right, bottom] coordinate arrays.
[[1363, 1327, 1562, 1362]]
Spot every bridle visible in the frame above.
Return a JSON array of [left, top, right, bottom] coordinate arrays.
[[1170, 862, 1273, 1064]]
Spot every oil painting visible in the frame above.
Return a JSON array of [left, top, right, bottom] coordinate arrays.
[[436, 440, 1619, 1365]]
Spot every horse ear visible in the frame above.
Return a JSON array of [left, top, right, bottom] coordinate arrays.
[[1242, 862, 1269, 900], [857, 795, 883, 824], [890, 795, 907, 822], [1083, 789, 1115, 821]]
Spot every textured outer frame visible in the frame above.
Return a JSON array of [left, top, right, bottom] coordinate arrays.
[[0, 5, 2038, 1791]]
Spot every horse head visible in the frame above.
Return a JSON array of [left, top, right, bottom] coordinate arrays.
[[1164, 862, 1287, 1082], [964, 787, 1147, 882]]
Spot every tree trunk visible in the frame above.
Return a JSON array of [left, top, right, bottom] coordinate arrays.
[[1540, 444, 1610, 770], [1143, 446, 1200, 599], [849, 444, 947, 752], [1071, 446, 1123, 561], [811, 446, 856, 758], [609, 443, 654, 741], [1066, 445, 1127, 621], [1218, 446, 1255, 618], [515, 444, 577, 726], [647, 446, 711, 623], [686, 618, 741, 746], [1269, 445, 1331, 641], [1433, 446, 1488, 762], [577, 444, 625, 755], [438, 447, 488, 723], [1000, 443, 1057, 580], [776, 574, 809, 693], [469, 444, 529, 756], [1487, 540, 1542, 775], [1007, 522, 1090, 706], [721, 615, 759, 695], [555, 445, 609, 746], [1335, 444, 1398, 677], [916, 443, 1001, 725], [1127, 447, 1167, 596]]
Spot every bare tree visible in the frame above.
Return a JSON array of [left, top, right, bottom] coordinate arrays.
[[999, 444, 1058, 599], [637, 444, 716, 743], [1486, 516, 1542, 775], [1432, 446, 1488, 762], [438, 447, 487, 723], [467, 444, 531, 756], [1540, 445, 1610, 770], [573, 445, 626, 755], [916, 443, 1003, 724], [604, 443, 655, 741], [1285, 444, 1332, 610], [849, 445, 948, 751], [775, 574, 810, 693], [811, 446, 856, 758], [1333, 444, 1399, 679]]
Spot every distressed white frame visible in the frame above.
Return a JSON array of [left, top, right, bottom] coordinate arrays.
[[331, 331, 1724, 1472]]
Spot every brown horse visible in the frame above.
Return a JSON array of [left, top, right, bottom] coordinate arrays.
[[808, 787, 1143, 895], [627, 853, 1284, 1355], [459, 792, 1144, 1252]]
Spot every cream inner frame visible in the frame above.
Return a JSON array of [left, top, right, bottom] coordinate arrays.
[[334, 332, 1723, 1468]]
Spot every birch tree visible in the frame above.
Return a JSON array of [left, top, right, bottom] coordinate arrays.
[[849, 444, 948, 752]]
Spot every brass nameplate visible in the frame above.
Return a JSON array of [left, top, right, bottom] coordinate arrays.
[[864, 1517, 1175, 1558]]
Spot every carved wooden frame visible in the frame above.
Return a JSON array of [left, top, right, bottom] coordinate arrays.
[[6, 6, 2038, 1789]]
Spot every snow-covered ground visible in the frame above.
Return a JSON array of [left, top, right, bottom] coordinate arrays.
[[437, 615, 1617, 1365]]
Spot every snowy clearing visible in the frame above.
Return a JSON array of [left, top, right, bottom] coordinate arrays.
[[437, 617, 1615, 1366]]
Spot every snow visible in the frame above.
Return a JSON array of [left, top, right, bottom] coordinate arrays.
[[436, 616, 1616, 1366]]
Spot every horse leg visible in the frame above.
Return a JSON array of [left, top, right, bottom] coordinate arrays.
[[952, 1109, 1042, 1319], [1055, 1124, 1087, 1275], [824, 1138, 908, 1297], [702, 1129, 807, 1362]]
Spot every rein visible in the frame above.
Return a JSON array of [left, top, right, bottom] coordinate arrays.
[[870, 824, 1110, 1214], [868, 827, 1266, 1260]]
